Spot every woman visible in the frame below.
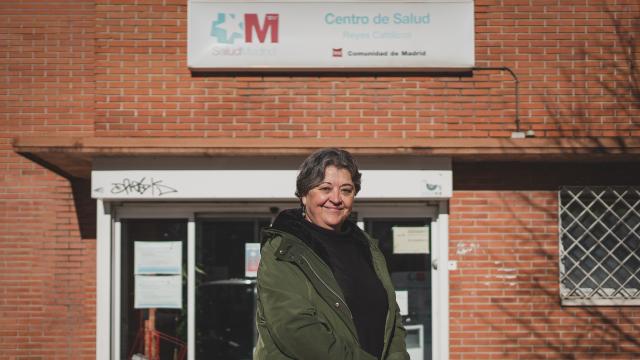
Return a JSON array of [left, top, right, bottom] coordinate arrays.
[[254, 148, 409, 360]]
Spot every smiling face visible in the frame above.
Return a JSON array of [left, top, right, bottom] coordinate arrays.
[[301, 165, 355, 231]]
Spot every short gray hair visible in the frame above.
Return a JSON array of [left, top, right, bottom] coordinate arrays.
[[295, 148, 362, 198]]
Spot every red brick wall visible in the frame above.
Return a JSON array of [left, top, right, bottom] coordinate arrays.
[[94, 0, 639, 138], [3, 0, 640, 358], [450, 163, 640, 359], [0, 0, 96, 358]]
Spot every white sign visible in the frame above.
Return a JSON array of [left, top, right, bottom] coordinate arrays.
[[395, 290, 409, 316], [91, 169, 452, 200], [188, 1, 474, 70], [245, 243, 261, 277], [393, 226, 429, 254], [134, 275, 183, 309], [134, 241, 182, 275]]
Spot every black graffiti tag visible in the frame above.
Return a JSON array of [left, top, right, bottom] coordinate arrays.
[[111, 177, 178, 196]]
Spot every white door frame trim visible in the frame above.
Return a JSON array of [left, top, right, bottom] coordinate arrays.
[[97, 201, 449, 360], [96, 199, 111, 360]]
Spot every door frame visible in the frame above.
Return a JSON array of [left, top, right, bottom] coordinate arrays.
[[97, 200, 449, 360]]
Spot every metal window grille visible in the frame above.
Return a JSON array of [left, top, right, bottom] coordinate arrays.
[[559, 186, 640, 305]]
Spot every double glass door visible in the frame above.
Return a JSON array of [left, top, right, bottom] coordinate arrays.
[[118, 206, 434, 360]]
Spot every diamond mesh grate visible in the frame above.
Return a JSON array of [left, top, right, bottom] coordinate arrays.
[[559, 186, 640, 302]]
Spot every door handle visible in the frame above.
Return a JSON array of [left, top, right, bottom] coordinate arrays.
[[431, 259, 438, 270]]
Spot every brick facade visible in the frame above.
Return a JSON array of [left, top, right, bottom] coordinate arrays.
[[2, 0, 639, 358], [92, 1, 640, 138], [1, 1, 96, 358], [451, 163, 640, 359]]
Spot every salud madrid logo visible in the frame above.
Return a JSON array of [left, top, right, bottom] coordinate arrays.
[[211, 13, 279, 44]]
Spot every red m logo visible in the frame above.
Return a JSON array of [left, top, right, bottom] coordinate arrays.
[[244, 13, 279, 43]]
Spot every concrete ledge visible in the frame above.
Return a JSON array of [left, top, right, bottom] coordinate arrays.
[[13, 136, 640, 179]]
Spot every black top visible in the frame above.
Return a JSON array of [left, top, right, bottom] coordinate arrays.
[[271, 209, 388, 358]]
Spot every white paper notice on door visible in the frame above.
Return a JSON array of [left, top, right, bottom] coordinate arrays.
[[392, 227, 430, 254], [134, 241, 182, 275], [134, 275, 182, 309], [245, 243, 261, 278], [395, 290, 409, 316]]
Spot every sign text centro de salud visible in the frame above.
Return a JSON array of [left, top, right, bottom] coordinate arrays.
[[188, 1, 474, 71]]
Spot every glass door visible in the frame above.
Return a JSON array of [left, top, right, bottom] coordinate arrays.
[[113, 202, 442, 360], [195, 218, 270, 360], [120, 219, 188, 360], [364, 218, 432, 360]]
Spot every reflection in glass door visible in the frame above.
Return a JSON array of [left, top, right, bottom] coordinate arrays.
[[195, 218, 270, 360], [365, 218, 432, 360]]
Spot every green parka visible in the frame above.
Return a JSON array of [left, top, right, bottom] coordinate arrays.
[[254, 221, 410, 360]]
